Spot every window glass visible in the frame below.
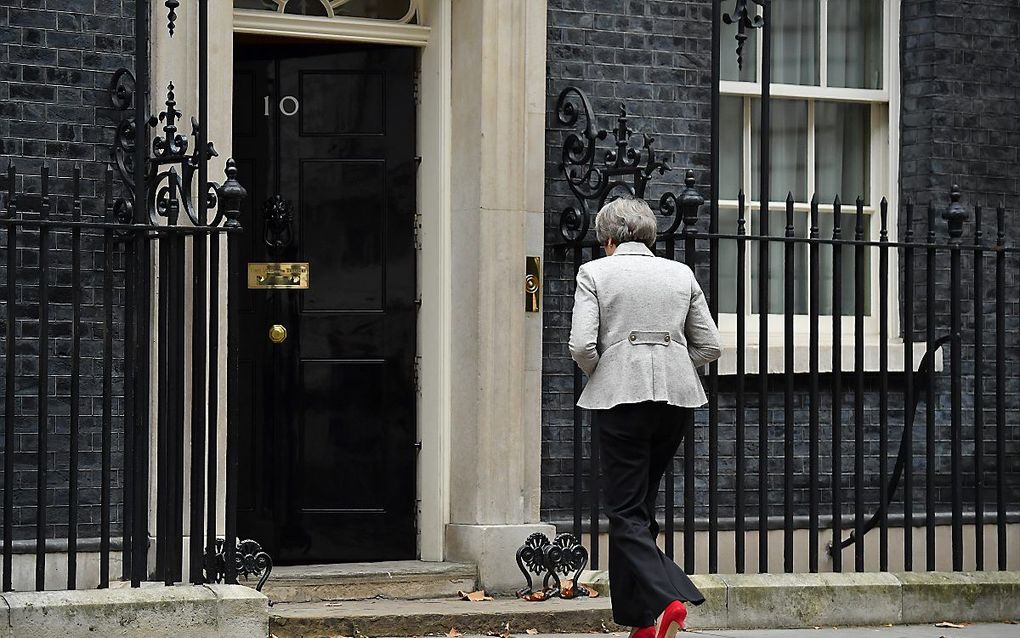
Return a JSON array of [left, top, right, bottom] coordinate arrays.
[[772, 0, 819, 86], [750, 211, 871, 316], [234, 0, 417, 21], [828, 0, 883, 89], [751, 99, 809, 202], [816, 102, 871, 205], [717, 208, 740, 314], [817, 212, 872, 316], [719, 96, 744, 200], [284, 0, 329, 16]]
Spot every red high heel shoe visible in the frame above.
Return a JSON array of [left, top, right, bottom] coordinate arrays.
[[654, 600, 688, 638], [629, 626, 655, 638]]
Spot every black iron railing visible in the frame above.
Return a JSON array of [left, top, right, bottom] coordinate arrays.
[[0, 0, 267, 592], [552, 86, 1019, 575], [0, 160, 246, 591]]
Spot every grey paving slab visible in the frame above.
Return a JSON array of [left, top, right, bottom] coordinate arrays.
[[478, 628, 1020, 638], [687, 625, 1020, 638]]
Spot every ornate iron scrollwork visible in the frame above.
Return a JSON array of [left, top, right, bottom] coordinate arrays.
[[544, 533, 590, 599], [514, 532, 590, 600], [553, 87, 702, 247], [107, 73, 239, 229], [515, 532, 551, 598], [109, 68, 137, 224], [722, 0, 765, 71], [209, 538, 274, 592]]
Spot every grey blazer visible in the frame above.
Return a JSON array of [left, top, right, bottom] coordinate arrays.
[[568, 242, 722, 410]]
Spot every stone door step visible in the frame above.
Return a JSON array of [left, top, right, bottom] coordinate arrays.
[[261, 561, 479, 604], [269, 596, 617, 638]]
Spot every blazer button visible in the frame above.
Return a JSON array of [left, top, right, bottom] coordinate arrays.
[[629, 334, 637, 342], [664, 334, 671, 343]]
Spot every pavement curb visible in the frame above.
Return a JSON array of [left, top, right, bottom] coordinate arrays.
[[577, 570, 1020, 630], [0, 584, 269, 638], [269, 571, 1020, 635]]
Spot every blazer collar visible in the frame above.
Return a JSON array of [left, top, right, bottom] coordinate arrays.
[[613, 242, 654, 257]]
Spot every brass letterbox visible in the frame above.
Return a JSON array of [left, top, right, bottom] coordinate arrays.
[[247, 262, 310, 289]]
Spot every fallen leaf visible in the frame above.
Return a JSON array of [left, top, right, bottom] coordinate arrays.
[[601, 620, 611, 634], [448, 628, 463, 638], [936, 622, 967, 629], [520, 590, 549, 602], [579, 583, 599, 598], [459, 589, 494, 602], [526, 629, 539, 635]]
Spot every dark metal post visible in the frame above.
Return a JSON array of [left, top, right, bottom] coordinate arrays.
[[191, 0, 211, 585], [853, 197, 866, 572], [757, 0, 773, 574], [972, 204, 984, 571], [994, 204, 1006, 570], [101, 228, 114, 588], [572, 249, 583, 544], [36, 166, 50, 592], [783, 192, 795, 573], [132, 231, 152, 587], [943, 185, 967, 572], [807, 195, 820, 572], [734, 191, 747, 573], [121, 177, 135, 584], [205, 230, 220, 582], [708, 0, 722, 575], [3, 162, 17, 592], [878, 198, 890, 571], [219, 160, 247, 584], [925, 202, 936, 570], [830, 196, 844, 573], [680, 172, 702, 574], [131, 0, 151, 589], [902, 200, 915, 571], [68, 167, 83, 589]]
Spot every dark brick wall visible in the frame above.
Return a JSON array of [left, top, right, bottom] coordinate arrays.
[[542, 0, 1020, 529], [0, 0, 133, 542]]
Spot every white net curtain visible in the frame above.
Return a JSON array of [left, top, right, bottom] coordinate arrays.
[[716, 0, 884, 316]]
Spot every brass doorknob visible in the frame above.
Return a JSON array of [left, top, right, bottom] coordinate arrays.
[[269, 324, 288, 344]]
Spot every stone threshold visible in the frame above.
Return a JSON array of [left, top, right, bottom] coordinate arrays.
[[260, 560, 478, 604], [268, 571, 1020, 637]]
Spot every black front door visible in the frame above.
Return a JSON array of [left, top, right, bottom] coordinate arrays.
[[233, 41, 417, 564]]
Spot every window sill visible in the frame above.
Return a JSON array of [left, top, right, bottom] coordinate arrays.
[[713, 340, 943, 376]]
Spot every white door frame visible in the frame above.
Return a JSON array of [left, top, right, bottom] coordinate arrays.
[[223, 1, 453, 562]]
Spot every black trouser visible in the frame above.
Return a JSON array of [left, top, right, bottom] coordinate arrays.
[[596, 401, 705, 628]]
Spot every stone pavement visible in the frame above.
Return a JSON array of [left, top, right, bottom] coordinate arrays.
[[511, 628, 1020, 638]]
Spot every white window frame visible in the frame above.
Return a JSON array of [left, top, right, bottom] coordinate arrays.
[[713, 0, 910, 373]]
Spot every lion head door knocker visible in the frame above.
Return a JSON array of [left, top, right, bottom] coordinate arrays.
[[263, 194, 294, 255]]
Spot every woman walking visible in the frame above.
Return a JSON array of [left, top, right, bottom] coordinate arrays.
[[568, 197, 721, 638]]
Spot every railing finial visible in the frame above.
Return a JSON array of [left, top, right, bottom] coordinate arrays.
[[218, 159, 247, 229], [943, 183, 968, 241]]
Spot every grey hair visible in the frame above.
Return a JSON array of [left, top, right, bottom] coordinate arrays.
[[594, 197, 658, 248]]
